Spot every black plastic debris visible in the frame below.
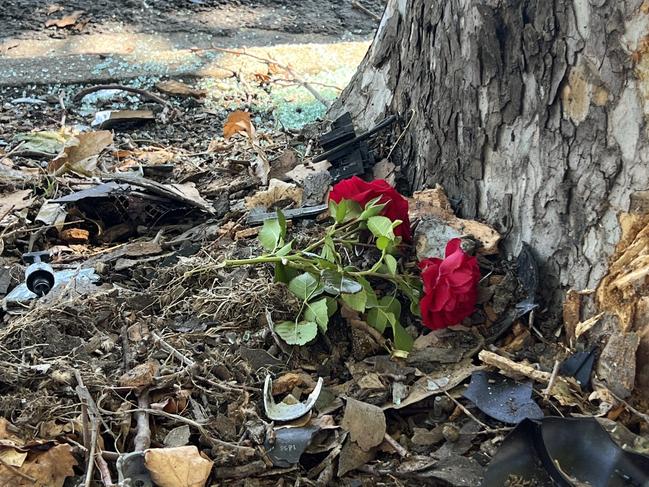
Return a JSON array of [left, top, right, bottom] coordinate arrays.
[[463, 371, 543, 424], [246, 204, 327, 224], [485, 243, 540, 343], [314, 112, 396, 182], [560, 348, 596, 389], [264, 426, 319, 467], [483, 417, 649, 487]]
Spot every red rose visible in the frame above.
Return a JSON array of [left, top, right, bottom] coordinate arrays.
[[329, 176, 411, 241], [418, 238, 480, 330]]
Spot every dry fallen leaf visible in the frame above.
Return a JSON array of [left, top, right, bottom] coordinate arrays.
[[119, 361, 159, 388], [0, 444, 77, 487], [341, 398, 386, 451], [223, 110, 255, 140], [45, 10, 84, 28], [49, 130, 113, 175], [338, 436, 376, 477], [156, 80, 207, 99], [0, 447, 28, 467], [245, 179, 303, 209], [0, 189, 34, 223], [144, 446, 213, 487]]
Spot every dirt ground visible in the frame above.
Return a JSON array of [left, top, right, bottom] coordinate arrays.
[[1, 0, 384, 40]]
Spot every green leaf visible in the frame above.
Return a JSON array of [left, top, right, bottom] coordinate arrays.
[[321, 270, 362, 295], [367, 216, 395, 240], [376, 236, 391, 252], [341, 289, 367, 312], [274, 262, 298, 284], [382, 295, 402, 317], [384, 254, 398, 275], [325, 296, 338, 317], [305, 298, 329, 333], [258, 218, 282, 252], [321, 236, 337, 263], [289, 273, 321, 300], [366, 308, 393, 333], [277, 209, 287, 240], [345, 201, 362, 221], [335, 199, 348, 223], [391, 320, 413, 354], [356, 276, 379, 309], [359, 197, 386, 220], [274, 320, 318, 345], [276, 241, 293, 257], [367, 296, 402, 333]]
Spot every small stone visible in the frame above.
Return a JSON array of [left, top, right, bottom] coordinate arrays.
[[302, 171, 331, 206], [411, 426, 444, 446], [442, 423, 460, 442], [414, 217, 462, 260]]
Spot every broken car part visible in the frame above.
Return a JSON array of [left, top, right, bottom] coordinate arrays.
[[116, 451, 153, 487], [246, 204, 327, 225], [264, 426, 320, 467], [22, 251, 55, 296], [560, 348, 596, 389], [463, 370, 543, 424], [483, 417, 649, 487], [263, 375, 323, 421], [4, 268, 100, 306], [314, 113, 396, 182]]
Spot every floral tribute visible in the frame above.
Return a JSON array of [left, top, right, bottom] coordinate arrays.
[[225, 176, 480, 356]]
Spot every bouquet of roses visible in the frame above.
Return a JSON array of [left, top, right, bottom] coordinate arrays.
[[225, 176, 480, 356]]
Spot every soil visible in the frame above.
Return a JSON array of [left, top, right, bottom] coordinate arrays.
[[1, 0, 385, 40]]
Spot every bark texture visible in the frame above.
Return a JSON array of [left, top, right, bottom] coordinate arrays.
[[334, 0, 649, 307]]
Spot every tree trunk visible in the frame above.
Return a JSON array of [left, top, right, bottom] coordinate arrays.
[[334, 0, 649, 309]]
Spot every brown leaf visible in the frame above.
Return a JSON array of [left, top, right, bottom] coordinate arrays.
[[271, 372, 316, 395], [341, 398, 386, 451], [245, 179, 303, 210], [156, 80, 206, 99], [144, 446, 213, 487], [254, 72, 272, 84], [119, 361, 159, 388], [49, 130, 113, 175], [0, 189, 33, 223], [60, 228, 89, 244], [45, 10, 84, 28], [337, 436, 375, 477], [0, 444, 77, 487], [0, 447, 28, 467], [223, 111, 255, 140]]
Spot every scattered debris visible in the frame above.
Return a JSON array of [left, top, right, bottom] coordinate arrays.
[[92, 109, 156, 130], [341, 398, 386, 451], [412, 186, 501, 257], [22, 251, 55, 297], [264, 375, 324, 421], [156, 80, 207, 99], [314, 113, 396, 181], [144, 446, 213, 487], [463, 370, 543, 424], [45, 10, 84, 29], [484, 417, 649, 486]]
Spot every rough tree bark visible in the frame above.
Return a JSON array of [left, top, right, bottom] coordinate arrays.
[[334, 0, 649, 309]]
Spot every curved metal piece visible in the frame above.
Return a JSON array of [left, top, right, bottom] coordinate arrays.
[[263, 375, 323, 422]]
